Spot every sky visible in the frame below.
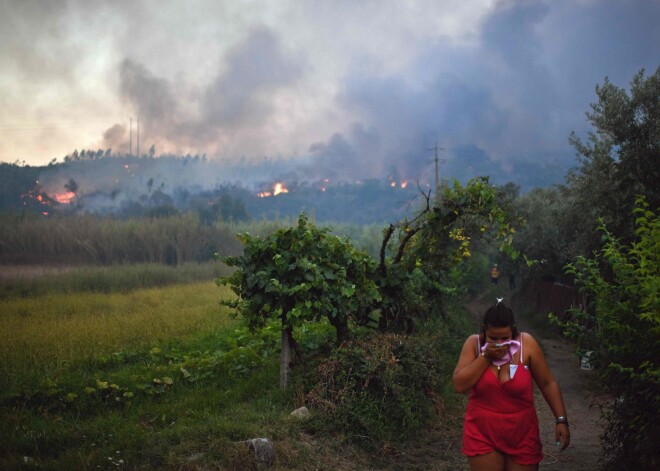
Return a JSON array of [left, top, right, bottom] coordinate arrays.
[[1, 0, 658, 185]]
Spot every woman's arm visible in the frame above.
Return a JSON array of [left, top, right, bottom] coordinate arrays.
[[526, 333, 571, 450], [452, 335, 491, 393]]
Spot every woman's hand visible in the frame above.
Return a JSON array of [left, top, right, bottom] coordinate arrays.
[[555, 423, 570, 451], [453, 336, 493, 393], [482, 342, 509, 362]]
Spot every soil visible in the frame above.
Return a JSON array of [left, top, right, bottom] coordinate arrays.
[[369, 290, 605, 470]]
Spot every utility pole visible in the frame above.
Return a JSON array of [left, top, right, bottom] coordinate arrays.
[[129, 117, 132, 157], [428, 142, 445, 197], [137, 118, 140, 158]]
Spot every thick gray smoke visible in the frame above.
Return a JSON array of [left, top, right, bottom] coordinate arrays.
[[106, 26, 306, 159], [2, 0, 659, 188], [119, 59, 179, 138], [201, 27, 305, 130]]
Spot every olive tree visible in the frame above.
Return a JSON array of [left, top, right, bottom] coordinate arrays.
[[565, 67, 659, 256], [375, 177, 521, 331]]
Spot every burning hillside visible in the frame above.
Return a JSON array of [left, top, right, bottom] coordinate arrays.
[[3, 156, 429, 224]]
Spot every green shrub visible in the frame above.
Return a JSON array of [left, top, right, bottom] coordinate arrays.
[[560, 197, 659, 470], [218, 213, 381, 344]]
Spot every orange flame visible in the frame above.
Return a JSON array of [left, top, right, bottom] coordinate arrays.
[[401, 180, 408, 189], [257, 182, 289, 198], [54, 191, 76, 204], [273, 182, 289, 195]]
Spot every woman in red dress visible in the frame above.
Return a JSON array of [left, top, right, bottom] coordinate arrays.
[[453, 301, 570, 470]]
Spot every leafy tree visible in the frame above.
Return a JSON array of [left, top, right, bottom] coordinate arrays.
[[231, 197, 249, 221], [64, 178, 79, 195], [217, 213, 380, 347], [559, 197, 659, 470], [565, 67, 659, 257], [64, 178, 80, 207], [149, 189, 174, 208], [0, 163, 43, 211], [512, 186, 574, 279], [375, 177, 520, 330], [218, 194, 233, 221]]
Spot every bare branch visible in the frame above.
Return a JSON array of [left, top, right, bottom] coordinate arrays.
[[380, 224, 395, 276]]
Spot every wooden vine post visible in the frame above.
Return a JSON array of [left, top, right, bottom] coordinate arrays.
[[279, 328, 291, 388]]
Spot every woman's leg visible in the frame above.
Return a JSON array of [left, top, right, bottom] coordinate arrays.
[[505, 456, 539, 471], [468, 450, 506, 471]]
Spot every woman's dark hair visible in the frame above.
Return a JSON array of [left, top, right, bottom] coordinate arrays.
[[480, 301, 519, 341]]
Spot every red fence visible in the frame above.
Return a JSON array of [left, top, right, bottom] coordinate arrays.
[[520, 280, 585, 321]]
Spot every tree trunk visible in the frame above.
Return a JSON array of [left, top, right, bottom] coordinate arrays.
[[279, 328, 291, 389]]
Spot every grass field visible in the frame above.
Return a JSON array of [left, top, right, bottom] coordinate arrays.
[[0, 265, 469, 470], [0, 278, 332, 470], [1, 282, 235, 393]]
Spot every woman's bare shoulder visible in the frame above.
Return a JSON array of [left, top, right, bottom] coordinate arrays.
[[462, 334, 480, 349], [520, 332, 542, 351]]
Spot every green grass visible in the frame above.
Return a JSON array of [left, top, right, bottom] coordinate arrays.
[[0, 280, 341, 469], [0, 272, 473, 470], [0, 282, 236, 394]]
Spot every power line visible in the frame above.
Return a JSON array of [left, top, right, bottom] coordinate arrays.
[[0, 122, 119, 132]]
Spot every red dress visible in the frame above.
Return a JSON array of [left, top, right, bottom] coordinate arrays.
[[462, 335, 543, 465]]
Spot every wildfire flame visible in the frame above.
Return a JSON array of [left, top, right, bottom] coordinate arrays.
[[389, 180, 408, 188], [273, 183, 288, 195], [20, 183, 55, 215], [54, 191, 76, 204], [258, 182, 289, 198]]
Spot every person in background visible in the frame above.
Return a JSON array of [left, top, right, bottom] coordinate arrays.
[[490, 264, 500, 285], [453, 300, 570, 470]]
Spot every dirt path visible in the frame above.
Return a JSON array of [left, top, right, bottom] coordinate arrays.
[[373, 290, 604, 471]]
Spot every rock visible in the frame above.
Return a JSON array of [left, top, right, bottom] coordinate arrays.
[[245, 438, 275, 468], [185, 452, 205, 462], [289, 406, 310, 419]]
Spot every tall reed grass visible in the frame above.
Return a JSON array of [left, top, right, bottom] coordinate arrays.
[[0, 212, 243, 265], [0, 212, 387, 265], [0, 261, 231, 298]]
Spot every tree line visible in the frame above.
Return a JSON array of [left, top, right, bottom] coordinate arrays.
[[510, 67, 659, 282]]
